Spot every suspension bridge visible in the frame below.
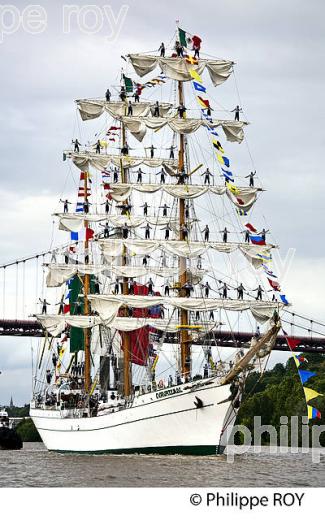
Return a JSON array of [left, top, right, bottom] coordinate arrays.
[[1, 248, 325, 355]]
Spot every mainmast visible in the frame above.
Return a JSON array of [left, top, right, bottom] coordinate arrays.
[[178, 80, 191, 380], [121, 118, 132, 397], [83, 171, 91, 392]]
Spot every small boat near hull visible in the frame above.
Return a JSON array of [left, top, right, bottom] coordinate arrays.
[[0, 427, 23, 450]]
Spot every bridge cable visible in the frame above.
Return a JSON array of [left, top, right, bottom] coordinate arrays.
[[281, 318, 325, 338], [15, 262, 18, 319], [2, 267, 5, 320]]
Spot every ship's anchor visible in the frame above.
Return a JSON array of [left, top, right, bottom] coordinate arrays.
[[194, 396, 204, 408]]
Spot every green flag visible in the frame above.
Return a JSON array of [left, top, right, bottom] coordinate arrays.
[[69, 274, 97, 353], [178, 27, 190, 47], [123, 74, 133, 93], [69, 275, 84, 353]]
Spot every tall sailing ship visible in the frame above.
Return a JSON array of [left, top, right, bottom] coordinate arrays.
[[30, 28, 284, 454]]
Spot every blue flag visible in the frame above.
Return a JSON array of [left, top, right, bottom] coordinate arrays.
[[280, 294, 289, 305], [193, 81, 206, 93], [299, 370, 316, 384]]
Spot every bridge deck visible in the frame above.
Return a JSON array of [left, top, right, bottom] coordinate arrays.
[[1, 319, 325, 354]]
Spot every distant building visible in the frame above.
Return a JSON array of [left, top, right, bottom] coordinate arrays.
[[9, 396, 14, 408]]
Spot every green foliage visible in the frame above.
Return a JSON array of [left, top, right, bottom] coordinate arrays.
[[6, 404, 30, 417], [15, 418, 41, 442], [236, 353, 325, 446]]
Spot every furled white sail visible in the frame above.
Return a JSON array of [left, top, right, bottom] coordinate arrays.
[[88, 294, 282, 324], [36, 314, 102, 337], [36, 314, 221, 337], [98, 238, 274, 266], [76, 99, 173, 121], [108, 183, 259, 205], [66, 151, 178, 174], [55, 213, 108, 232], [122, 116, 247, 143], [128, 54, 234, 86], [76, 99, 105, 120], [46, 264, 105, 288], [55, 213, 181, 233]]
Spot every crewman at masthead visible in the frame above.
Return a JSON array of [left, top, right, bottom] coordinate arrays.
[[177, 102, 186, 118], [245, 171, 256, 187], [127, 101, 133, 116], [39, 298, 50, 314], [156, 168, 166, 184], [201, 168, 213, 185], [237, 283, 245, 300], [153, 101, 160, 117], [60, 199, 71, 213], [141, 202, 150, 216], [203, 224, 210, 242], [231, 105, 242, 121], [73, 139, 81, 153], [158, 42, 165, 57]]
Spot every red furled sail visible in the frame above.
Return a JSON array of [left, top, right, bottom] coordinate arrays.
[[121, 283, 162, 366]]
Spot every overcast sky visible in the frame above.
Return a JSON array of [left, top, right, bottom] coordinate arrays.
[[0, 0, 324, 405]]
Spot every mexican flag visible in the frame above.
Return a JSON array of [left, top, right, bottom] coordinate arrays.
[[178, 28, 202, 49], [123, 74, 133, 93]]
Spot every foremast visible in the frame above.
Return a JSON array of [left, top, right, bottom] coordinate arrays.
[[83, 171, 91, 392], [178, 80, 191, 380], [121, 118, 132, 397]]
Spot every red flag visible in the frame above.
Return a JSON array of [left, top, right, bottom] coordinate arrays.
[[86, 228, 94, 240], [197, 96, 210, 108], [286, 337, 301, 350], [245, 223, 257, 232], [267, 278, 281, 291], [192, 35, 202, 49], [63, 304, 70, 314]]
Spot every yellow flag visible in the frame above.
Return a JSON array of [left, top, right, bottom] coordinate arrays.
[[151, 355, 159, 372], [304, 387, 322, 402], [307, 405, 314, 419], [212, 138, 224, 153], [226, 181, 240, 195], [216, 153, 225, 165], [190, 68, 202, 83], [293, 356, 300, 368]]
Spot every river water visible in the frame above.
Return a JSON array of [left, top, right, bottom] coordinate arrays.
[[1, 443, 325, 487]]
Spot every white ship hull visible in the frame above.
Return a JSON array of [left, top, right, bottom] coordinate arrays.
[[30, 380, 237, 455]]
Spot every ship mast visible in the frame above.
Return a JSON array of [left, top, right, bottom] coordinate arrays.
[[83, 171, 91, 393], [121, 117, 132, 397], [178, 80, 191, 380]]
